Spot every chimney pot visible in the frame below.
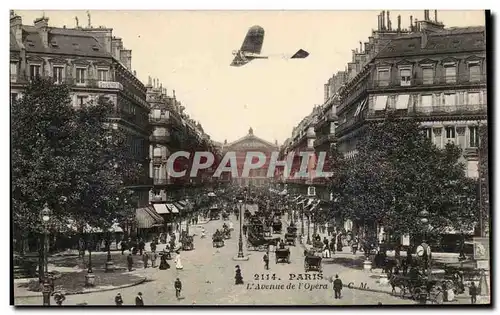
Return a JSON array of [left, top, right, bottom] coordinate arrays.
[[387, 10, 391, 31], [434, 10, 438, 22], [410, 15, 413, 31], [381, 11, 385, 30], [397, 15, 401, 32]]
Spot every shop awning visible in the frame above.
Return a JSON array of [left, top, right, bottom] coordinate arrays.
[[306, 198, 315, 207], [136, 206, 164, 229], [297, 198, 306, 205], [166, 203, 179, 214], [174, 202, 184, 211], [177, 200, 187, 207], [153, 203, 170, 214], [292, 196, 301, 202]]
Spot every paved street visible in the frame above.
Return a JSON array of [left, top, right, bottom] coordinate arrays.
[[15, 207, 415, 305]]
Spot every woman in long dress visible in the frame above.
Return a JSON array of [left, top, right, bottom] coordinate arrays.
[[159, 251, 170, 270], [175, 251, 183, 270]]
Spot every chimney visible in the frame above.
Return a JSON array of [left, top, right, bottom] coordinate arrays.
[[275, 140, 278, 146], [324, 83, 329, 102], [34, 17, 49, 48], [387, 11, 391, 31], [111, 37, 123, 60], [424, 10, 429, 21], [147, 76, 152, 87], [10, 13, 23, 45], [224, 139, 228, 145], [359, 41, 363, 53], [381, 11, 385, 30], [364, 42, 369, 53], [397, 15, 401, 32], [83, 27, 113, 54], [377, 14, 382, 31], [410, 15, 413, 31], [173, 90, 176, 99], [421, 30, 428, 48], [133, 70, 137, 76], [435, 10, 438, 22], [119, 49, 132, 71], [415, 18, 419, 31]]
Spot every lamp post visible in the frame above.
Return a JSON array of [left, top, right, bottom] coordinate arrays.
[[233, 196, 249, 261], [40, 204, 51, 306], [418, 210, 431, 280], [186, 197, 191, 235]]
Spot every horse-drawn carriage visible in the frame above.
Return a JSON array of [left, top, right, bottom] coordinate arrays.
[[284, 225, 297, 246], [222, 226, 231, 239], [275, 247, 291, 264], [304, 251, 322, 272], [212, 233, 225, 248], [389, 272, 445, 303], [246, 233, 280, 251], [181, 235, 194, 251], [272, 217, 282, 234], [209, 206, 221, 220]]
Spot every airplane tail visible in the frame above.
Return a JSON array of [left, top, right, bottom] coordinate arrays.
[[291, 49, 309, 59]]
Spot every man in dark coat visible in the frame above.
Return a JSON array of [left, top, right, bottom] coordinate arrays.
[[115, 293, 124, 306], [469, 282, 478, 304], [174, 278, 182, 299], [127, 253, 134, 272], [135, 292, 144, 306], [138, 239, 145, 256], [263, 253, 269, 270], [333, 274, 343, 299]]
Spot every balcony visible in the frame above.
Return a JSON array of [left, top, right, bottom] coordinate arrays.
[[149, 115, 171, 125], [409, 104, 487, 117], [371, 74, 487, 91], [150, 134, 171, 143], [153, 178, 169, 186], [314, 134, 336, 148], [10, 75, 124, 90], [152, 156, 167, 165]]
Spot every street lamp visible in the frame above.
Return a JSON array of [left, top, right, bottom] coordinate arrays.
[[40, 203, 51, 306], [186, 197, 191, 235], [418, 210, 431, 279], [233, 196, 249, 261]]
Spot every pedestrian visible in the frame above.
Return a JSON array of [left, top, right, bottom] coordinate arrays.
[[78, 238, 86, 259], [138, 239, 145, 256], [174, 278, 182, 299], [127, 253, 134, 272], [53, 291, 65, 306], [115, 293, 124, 306], [333, 274, 343, 299], [175, 251, 183, 270], [142, 251, 149, 268], [263, 253, 269, 270], [235, 265, 244, 285], [135, 292, 144, 306], [469, 282, 478, 304], [150, 241, 157, 253], [159, 251, 171, 270], [151, 251, 158, 268], [120, 239, 128, 255]]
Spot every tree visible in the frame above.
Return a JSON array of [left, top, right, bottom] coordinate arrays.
[[12, 78, 141, 241], [329, 115, 478, 245]]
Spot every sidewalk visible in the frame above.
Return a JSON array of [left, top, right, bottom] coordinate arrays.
[[296, 227, 482, 305]]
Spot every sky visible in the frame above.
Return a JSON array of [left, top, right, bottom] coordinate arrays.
[[16, 10, 486, 144]]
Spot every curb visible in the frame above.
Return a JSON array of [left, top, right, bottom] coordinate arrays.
[[14, 276, 148, 299]]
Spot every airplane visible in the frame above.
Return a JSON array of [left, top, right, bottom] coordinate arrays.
[[230, 25, 309, 67]]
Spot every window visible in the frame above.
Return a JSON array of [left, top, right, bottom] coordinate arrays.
[[469, 126, 479, 147], [329, 122, 336, 134], [53, 66, 64, 84], [422, 67, 434, 85], [374, 95, 388, 110], [468, 92, 480, 105], [11, 93, 18, 104], [29, 64, 41, 80], [445, 65, 456, 83], [469, 64, 481, 82], [400, 69, 411, 86], [154, 167, 160, 179], [377, 69, 390, 86], [97, 69, 108, 81], [10, 62, 18, 81], [445, 126, 456, 139], [77, 96, 88, 106], [76, 68, 86, 84], [395, 94, 410, 109], [444, 93, 456, 106], [421, 95, 433, 107], [422, 128, 432, 139]]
